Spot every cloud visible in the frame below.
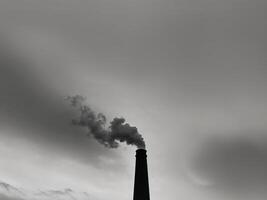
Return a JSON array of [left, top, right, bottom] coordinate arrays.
[[0, 193, 24, 200], [0, 32, 122, 168], [0, 180, 95, 200], [0, 181, 25, 200], [190, 131, 267, 194], [0, 181, 24, 198]]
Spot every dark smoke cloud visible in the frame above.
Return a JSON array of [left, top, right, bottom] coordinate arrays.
[[66, 95, 146, 149], [191, 132, 267, 194]]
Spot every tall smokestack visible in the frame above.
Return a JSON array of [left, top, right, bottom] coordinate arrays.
[[133, 149, 150, 200]]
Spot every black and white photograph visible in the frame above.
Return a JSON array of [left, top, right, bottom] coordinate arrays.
[[0, 1, 266, 200]]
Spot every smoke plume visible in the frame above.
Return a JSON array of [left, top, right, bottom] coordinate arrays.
[[66, 95, 146, 149]]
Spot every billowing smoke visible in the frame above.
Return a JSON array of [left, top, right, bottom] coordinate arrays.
[[66, 95, 146, 149]]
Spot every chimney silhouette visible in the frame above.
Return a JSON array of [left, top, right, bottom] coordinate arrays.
[[133, 149, 150, 200]]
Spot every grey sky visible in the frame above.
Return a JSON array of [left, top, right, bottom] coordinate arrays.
[[0, 0, 266, 200]]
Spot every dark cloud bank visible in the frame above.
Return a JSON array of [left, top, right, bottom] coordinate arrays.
[[192, 131, 267, 194], [0, 35, 121, 167]]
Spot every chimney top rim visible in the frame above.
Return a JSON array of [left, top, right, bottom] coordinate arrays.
[[136, 148, 147, 154]]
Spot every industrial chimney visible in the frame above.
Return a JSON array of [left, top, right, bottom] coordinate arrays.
[[133, 149, 150, 200]]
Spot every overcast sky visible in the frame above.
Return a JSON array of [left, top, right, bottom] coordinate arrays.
[[0, 0, 266, 200]]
